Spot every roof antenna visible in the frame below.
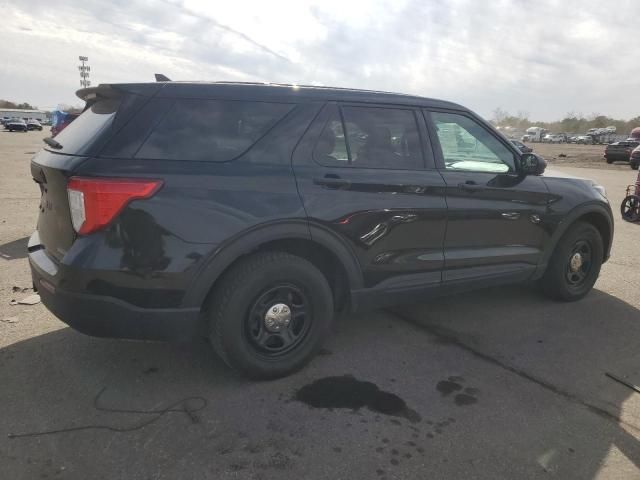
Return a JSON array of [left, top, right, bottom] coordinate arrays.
[[155, 74, 171, 82]]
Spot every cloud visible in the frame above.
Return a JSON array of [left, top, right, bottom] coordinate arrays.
[[1, 0, 638, 120]]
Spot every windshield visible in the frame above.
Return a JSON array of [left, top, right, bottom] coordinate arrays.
[[49, 99, 120, 155]]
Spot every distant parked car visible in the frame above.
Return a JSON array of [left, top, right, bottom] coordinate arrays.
[[5, 118, 28, 132], [51, 113, 80, 137], [510, 139, 533, 153], [576, 135, 592, 144], [27, 119, 43, 131], [521, 134, 532, 142], [604, 140, 640, 164], [629, 145, 640, 170], [545, 134, 565, 143]]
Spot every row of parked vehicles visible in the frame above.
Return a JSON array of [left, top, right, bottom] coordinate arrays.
[[520, 126, 627, 145], [1, 117, 44, 132]]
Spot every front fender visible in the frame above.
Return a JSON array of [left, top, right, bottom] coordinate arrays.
[[534, 201, 613, 278]]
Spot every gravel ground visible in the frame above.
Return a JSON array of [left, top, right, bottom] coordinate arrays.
[[527, 142, 634, 171], [1, 130, 640, 480]]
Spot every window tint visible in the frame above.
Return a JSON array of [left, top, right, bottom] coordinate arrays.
[[136, 99, 293, 161], [313, 105, 423, 169], [52, 99, 119, 155], [430, 111, 515, 173], [313, 114, 349, 165]]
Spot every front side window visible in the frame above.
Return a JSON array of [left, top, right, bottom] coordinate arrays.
[[430, 111, 515, 173], [313, 105, 424, 170], [136, 99, 293, 161]]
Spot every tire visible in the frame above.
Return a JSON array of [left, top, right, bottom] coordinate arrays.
[[631, 162, 639, 170], [621, 195, 640, 222], [605, 158, 613, 164], [207, 251, 334, 379], [540, 222, 603, 302]]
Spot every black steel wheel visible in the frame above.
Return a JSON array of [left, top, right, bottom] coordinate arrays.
[[621, 195, 640, 222], [208, 251, 333, 379], [245, 284, 311, 356], [565, 240, 592, 288]]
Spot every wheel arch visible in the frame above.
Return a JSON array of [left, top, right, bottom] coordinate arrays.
[[537, 203, 613, 277], [183, 220, 363, 311]]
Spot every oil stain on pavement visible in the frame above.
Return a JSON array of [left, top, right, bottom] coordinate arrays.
[[436, 376, 479, 406], [294, 375, 421, 423]]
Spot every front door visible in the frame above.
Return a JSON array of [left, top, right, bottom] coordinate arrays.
[[425, 110, 551, 283], [292, 102, 447, 290]]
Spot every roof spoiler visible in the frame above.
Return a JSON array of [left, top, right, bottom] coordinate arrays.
[[76, 85, 121, 102], [155, 73, 171, 82]]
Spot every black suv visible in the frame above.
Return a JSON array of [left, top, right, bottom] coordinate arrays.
[[29, 82, 613, 378]]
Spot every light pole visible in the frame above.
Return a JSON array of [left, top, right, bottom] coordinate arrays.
[[78, 56, 91, 88]]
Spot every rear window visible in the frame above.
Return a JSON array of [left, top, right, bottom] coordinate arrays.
[[50, 99, 120, 154], [135, 99, 294, 162]]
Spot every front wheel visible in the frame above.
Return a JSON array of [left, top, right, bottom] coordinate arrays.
[[208, 251, 334, 379], [631, 162, 639, 170], [540, 222, 603, 301]]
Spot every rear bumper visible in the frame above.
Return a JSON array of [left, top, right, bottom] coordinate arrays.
[[604, 154, 631, 161], [28, 234, 203, 342]]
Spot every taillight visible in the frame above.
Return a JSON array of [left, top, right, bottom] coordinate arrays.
[[67, 177, 163, 235]]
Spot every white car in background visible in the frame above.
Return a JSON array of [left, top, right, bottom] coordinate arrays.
[[542, 134, 564, 143]]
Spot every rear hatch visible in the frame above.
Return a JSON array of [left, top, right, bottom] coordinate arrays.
[[31, 84, 153, 261]]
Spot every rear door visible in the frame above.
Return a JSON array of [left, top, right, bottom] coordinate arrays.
[[424, 109, 550, 283], [292, 102, 447, 290]]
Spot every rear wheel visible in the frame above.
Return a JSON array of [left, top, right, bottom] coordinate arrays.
[[540, 222, 603, 301], [208, 251, 334, 379], [606, 158, 613, 164], [631, 161, 639, 170]]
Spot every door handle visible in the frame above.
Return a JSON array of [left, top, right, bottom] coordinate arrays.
[[501, 212, 521, 220], [458, 181, 483, 191], [313, 175, 351, 189]]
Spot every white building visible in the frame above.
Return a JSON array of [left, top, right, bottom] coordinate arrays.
[[0, 108, 49, 123]]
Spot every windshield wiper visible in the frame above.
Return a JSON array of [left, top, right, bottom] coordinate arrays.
[[43, 137, 63, 150]]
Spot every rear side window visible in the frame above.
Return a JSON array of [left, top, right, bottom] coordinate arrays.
[[136, 99, 293, 161], [51, 99, 120, 155], [313, 105, 424, 170]]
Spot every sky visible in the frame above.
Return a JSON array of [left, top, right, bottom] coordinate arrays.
[[0, 0, 638, 121]]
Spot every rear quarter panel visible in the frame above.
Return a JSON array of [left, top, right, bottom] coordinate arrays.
[[67, 103, 321, 308]]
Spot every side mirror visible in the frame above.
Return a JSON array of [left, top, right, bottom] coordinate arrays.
[[518, 153, 546, 175]]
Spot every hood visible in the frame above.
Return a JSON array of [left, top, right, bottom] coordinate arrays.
[[542, 168, 585, 180]]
